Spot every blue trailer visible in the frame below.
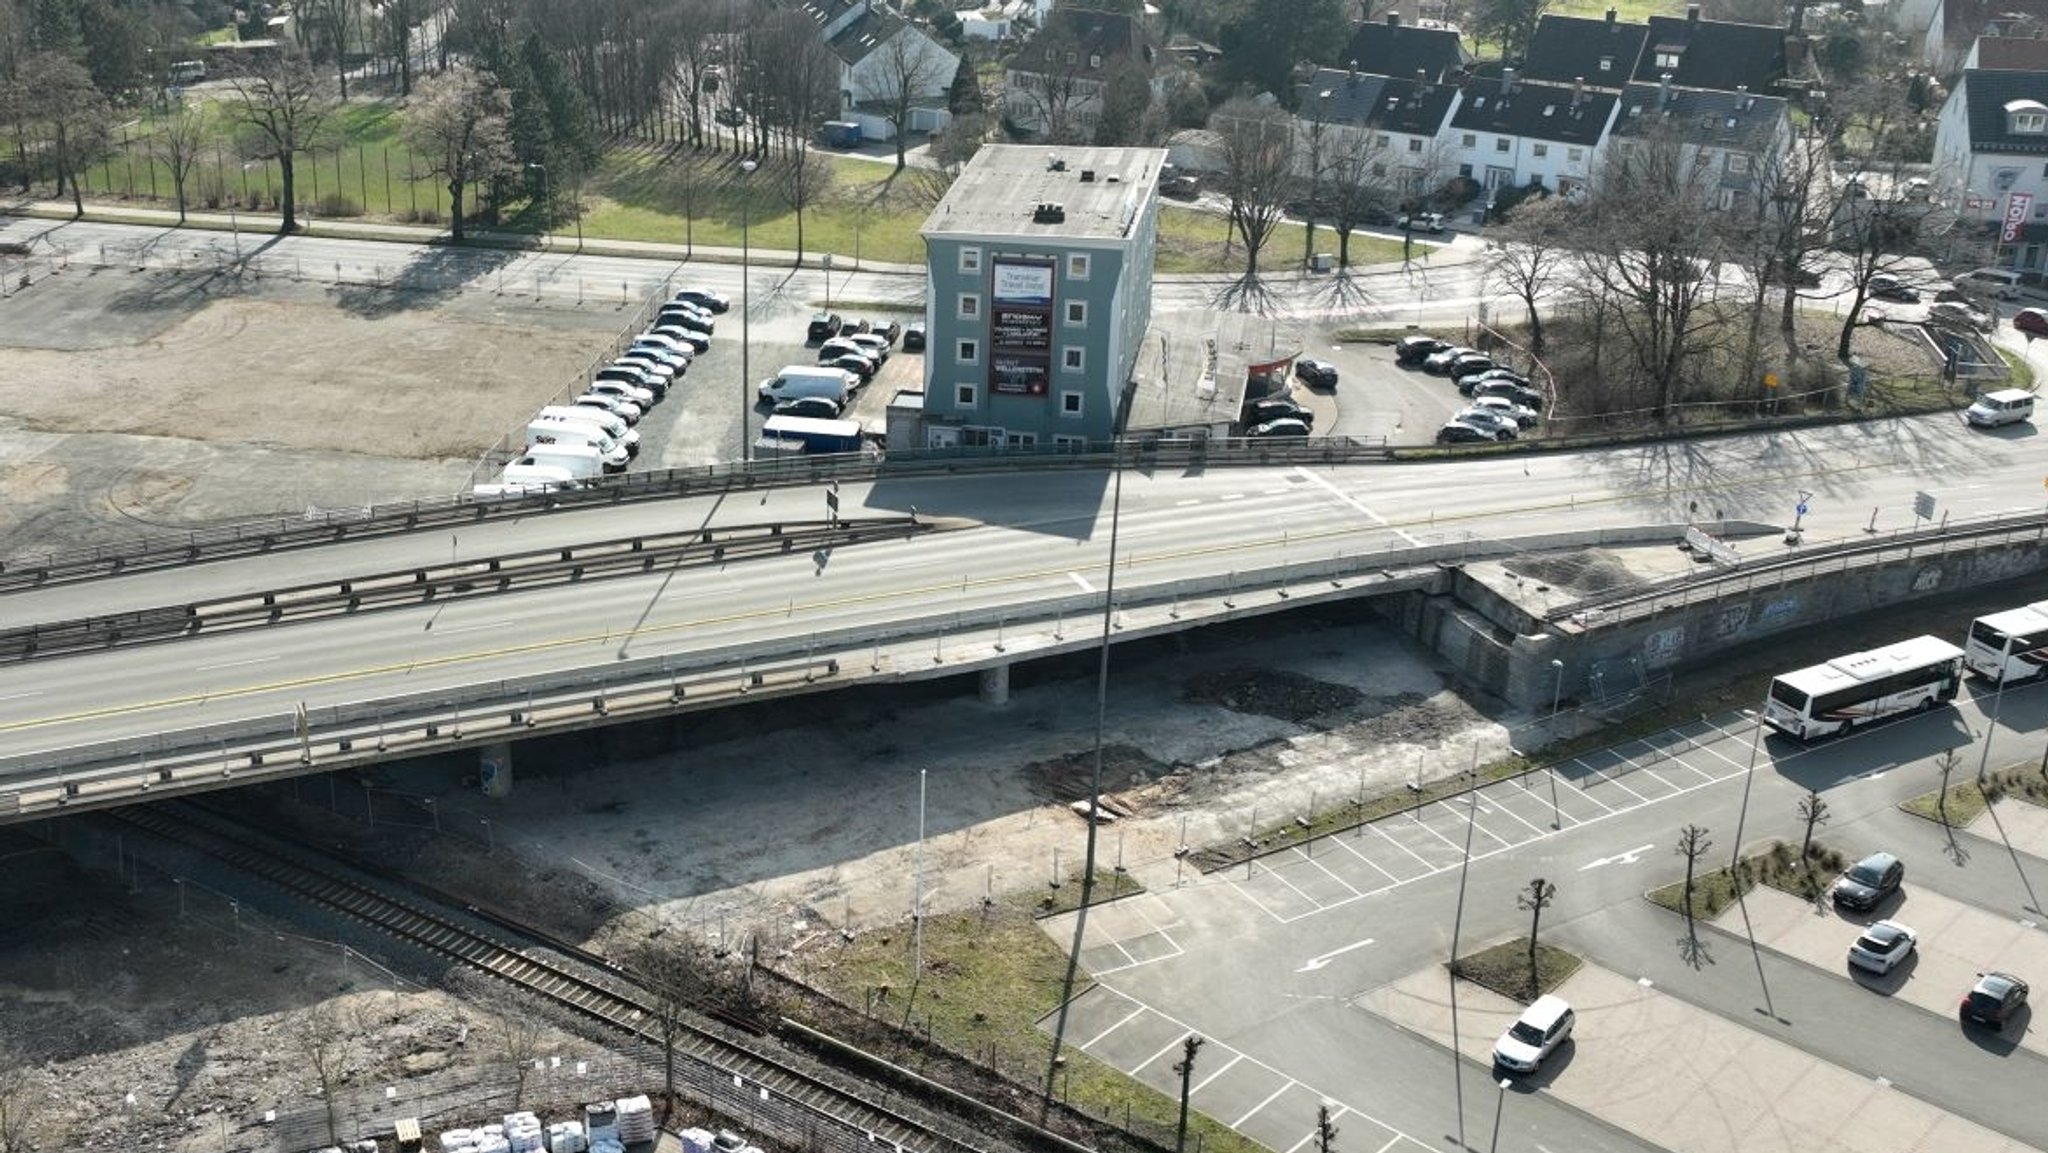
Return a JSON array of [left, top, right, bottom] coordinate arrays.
[[761, 414, 864, 454], [821, 120, 863, 148]]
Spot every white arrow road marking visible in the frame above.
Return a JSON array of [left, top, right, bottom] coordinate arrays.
[[1296, 937, 1376, 973], [1579, 843, 1656, 871]]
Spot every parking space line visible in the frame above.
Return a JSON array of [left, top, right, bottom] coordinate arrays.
[[1260, 860, 1323, 906], [1326, 833, 1404, 884], [1190, 1052, 1244, 1094], [1232, 1080, 1298, 1128], [1294, 845, 1367, 898], [1230, 880, 1294, 924], [1407, 811, 1470, 853], [1137, 1033, 1194, 1076], [1480, 789, 1553, 836], [1284, 1108, 1349, 1153], [1369, 823, 1438, 869], [1629, 764, 1688, 793], [1080, 1005, 1149, 1051], [1587, 769, 1651, 805], [1455, 805, 1516, 849], [1562, 772, 1616, 812], [1371, 1135, 1407, 1153]]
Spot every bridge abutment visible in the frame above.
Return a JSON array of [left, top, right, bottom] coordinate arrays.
[[979, 663, 1011, 706]]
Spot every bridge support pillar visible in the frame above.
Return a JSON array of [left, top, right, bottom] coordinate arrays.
[[479, 742, 514, 799], [979, 663, 1011, 707]]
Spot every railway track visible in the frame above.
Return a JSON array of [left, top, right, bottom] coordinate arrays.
[[106, 802, 1002, 1153]]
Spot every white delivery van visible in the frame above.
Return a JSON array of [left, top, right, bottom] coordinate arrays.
[[1965, 388, 2035, 427], [494, 461, 582, 491], [526, 415, 631, 469], [516, 443, 612, 480], [535, 406, 641, 456], [757, 365, 856, 406], [1959, 267, 2024, 300]]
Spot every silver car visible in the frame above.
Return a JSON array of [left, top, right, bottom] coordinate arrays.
[[1847, 920, 1917, 975]]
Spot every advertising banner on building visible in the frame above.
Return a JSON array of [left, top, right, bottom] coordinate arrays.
[[990, 257, 1055, 395], [2004, 192, 2034, 243]]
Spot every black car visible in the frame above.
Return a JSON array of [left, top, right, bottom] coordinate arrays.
[[1869, 274, 1920, 303], [902, 322, 927, 351], [1245, 399, 1314, 427], [1445, 352, 1495, 379], [808, 312, 844, 341], [1295, 358, 1339, 389], [1961, 971, 2029, 1028], [824, 353, 878, 381], [868, 319, 903, 344], [1161, 174, 1201, 200], [1435, 421, 1497, 445], [673, 288, 731, 313], [1472, 380, 1544, 409], [1396, 335, 1452, 365], [1832, 851, 1904, 911], [774, 396, 843, 419], [715, 105, 747, 127], [1458, 367, 1529, 395], [1246, 417, 1310, 438], [656, 308, 714, 335]]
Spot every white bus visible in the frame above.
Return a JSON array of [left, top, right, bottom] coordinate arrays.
[[1963, 601, 2048, 684], [1764, 635, 1965, 740]]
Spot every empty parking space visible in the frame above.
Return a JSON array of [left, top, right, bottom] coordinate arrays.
[[1730, 885, 2045, 1056], [1358, 963, 2039, 1153]]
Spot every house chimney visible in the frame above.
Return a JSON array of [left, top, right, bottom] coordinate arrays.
[[1736, 83, 1750, 110], [1606, 6, 1617, 27], [1659, 72, 1673, 107], [1386, 10, 1400, 25], [1501, 67, 1516, 95], [1686, 3, 1700, 23], [1573, 75, 1585, 105], [1416, 66, 1429, 92]]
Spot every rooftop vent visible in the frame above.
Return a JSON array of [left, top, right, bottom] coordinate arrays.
[[1080, 169, 1097, 182], [1032, 202, 1067, 223], [1049, 156, 1067, 171]]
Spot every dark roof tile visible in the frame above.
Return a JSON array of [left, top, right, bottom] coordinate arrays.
[[1521, 13, 1649, 90]]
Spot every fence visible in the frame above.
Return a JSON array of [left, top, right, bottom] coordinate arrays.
[[76, 132, 456, 226]]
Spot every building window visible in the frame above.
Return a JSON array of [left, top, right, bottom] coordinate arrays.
[[1067, 253, 1091, 279], [1044, 48, 1055, 61], [1598, 55, 1613, 72], [1088, 53, 1101, 68], [1654, 49, 1680, 69], [1007, 432, 1038, 446], [1061, 391, 1084, 416], [1063, 347, 1084, 372], [1065, 51, 1077, 64], [956, 382, 977, 408], [957, 338, 978, 365], [1066, 301, 1087, 325], [1458, 163, 1473, 178], [959, 246, 981, 273], [1727, 153, 1751, 174], [958, 293, 980, 320], [1533, 143, 1548, 158], [1372, 162, 1387, 177], [2015, 111, 2048, 133], [1407, 137, 1422, 153], [1495, 137, 1510, 152], [1568, 147, 1584, 162], [1461, 133, 1476, 148], [1054, 434, 1087, 448], [1375, 133, 1390, 148]]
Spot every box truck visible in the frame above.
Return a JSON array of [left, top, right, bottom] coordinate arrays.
[[760, 414, 864, 454], [515, 443, 612, 480], [525, 415, 630, 470], [534, 406, 640, 456], [822, 120, 863, 148], [757, 365, 856, 406]]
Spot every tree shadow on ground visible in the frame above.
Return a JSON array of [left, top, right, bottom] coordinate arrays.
[[1677, 928, 1715, 969], [331, 240, 526, 317], [1213, 273, 1281, 315]]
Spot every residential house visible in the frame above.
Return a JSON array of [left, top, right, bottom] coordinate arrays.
[[1004, 9, 1166, 141], [799, 0, 960, 140], [1520, 8, 1651, 91], [1608, 79, 1795, 212], [1629, 7, 1799, 97], [1444, 70, 1621, 200], [917, 145, 1166, 447], [1933, 62, 2048, 269], [1292, 67, 1461, 197], [1924, 0, 2048, 69], [1338, 13, 1466, 84]]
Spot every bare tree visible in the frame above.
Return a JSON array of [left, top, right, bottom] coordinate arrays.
[[294, 1001, 363, 1147], [671, 0, 733, 151], [403, 65, 515, 242], [1212, 98, 1294, 284], [16, 53, 109, 216], [489, 998, 547, 1108], [774, 147, 833, 264], [857, 30, 951, 170], [1322, 136, 1394, 269], [0, 1044, 41, 1153], [302, 0, 364, 100], [624, 940, 713, 1103], [1010, 24, 1089, 145], [1675, 825, 1712, 931], [228, 52, 335, 233], [1314, 1100, 1339, 1153], [1796, 791, 1830, 868], [1936, 746, 1962, 827], [1484, 195, 1572, 357], [151, 99, 209, 223], [907, 113, 985, 209], [1172, 1034, 1204, 1153], [1517, 876, 1557, 998], [1297, 86, 1337, 268]]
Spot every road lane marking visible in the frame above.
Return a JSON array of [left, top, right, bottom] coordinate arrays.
[[1068, 572, 1094, 593], [1175, 499, 1202, 507], [1297, 937, 1376, 973], [1292, 468, 1421, 544], [430, 619, 513, 637], [0, 691, 42, 702], [194, 655, 280, 672], [1579, 843, 1656, 871], [1233, 1080, 1298, 1128]]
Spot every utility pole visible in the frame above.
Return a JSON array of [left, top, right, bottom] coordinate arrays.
[[1173, 1034, 1204, 1153]]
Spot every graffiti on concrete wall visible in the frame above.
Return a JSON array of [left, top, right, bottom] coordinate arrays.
[[1912, 565, 1943, 593], [1644, 625, 1685, 667], [1713, 601, 1752, 639], [1760, 596, 1801, 627], [1972, 548, 2034, 585]]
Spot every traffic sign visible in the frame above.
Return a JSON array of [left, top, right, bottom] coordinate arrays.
[[1795, 502, 1808, 516], [1914, 490, 1938, 520]]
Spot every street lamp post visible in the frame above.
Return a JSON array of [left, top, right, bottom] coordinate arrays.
[[1549, 659, 1566, 719], [739, 157, 758, 464], [526, 163, 550, 242]]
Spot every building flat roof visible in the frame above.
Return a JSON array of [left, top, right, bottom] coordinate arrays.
[[923, 144, 1166, 240], [1125, 310, 1301, 433]]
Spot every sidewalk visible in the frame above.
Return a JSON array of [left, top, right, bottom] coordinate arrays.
[[1, 196, 1483, 285]]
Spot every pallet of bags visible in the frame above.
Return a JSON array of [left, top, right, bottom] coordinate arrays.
[[583, 1102, 618, 1146], [439, 1129, 479, 1153], [677, 1128, 714, 1153], [612, 1095, 655, 1145], [545, 1119, 589, 1153], [503, 1111, 544, 1153]]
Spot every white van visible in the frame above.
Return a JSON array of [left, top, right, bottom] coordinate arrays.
[[517, 443, 612, 480], [758, 365, 856, 406], [535, 406, 640, 455], [1965, 388, 2035, 427], [168, 60, 207, 83], [526, 414, 632, 467], [494, 462, 583, 491], [1959, 267, 2024, 300]]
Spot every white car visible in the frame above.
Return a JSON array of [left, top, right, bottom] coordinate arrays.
[[1472, 395, 1540, 428], [1847, 920, 1917, 975], [1454, 406, 1519, 439], [844, 332, 891, 361], [1398, 211, 1446, 233], [574, 393, 641, 424], [632, 334, 696, 360], [588, 379, 655, 408], [1493, 995, 1574, 1074]]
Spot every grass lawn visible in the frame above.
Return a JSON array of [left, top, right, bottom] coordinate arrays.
[[1645, 841, 1842, 919], [1451, 938, 1582, 1002], [1900, 763, 2048, 826], [1550, 0, 1688, 20], [787, 899, 1263, 1153]]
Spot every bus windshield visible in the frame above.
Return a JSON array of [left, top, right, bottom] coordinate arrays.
[[1971, 621, 2014, 649], [1768, 680, 1809, 711]]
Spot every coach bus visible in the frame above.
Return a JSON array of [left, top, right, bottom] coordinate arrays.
[[1764, 635, 1965, 740], [1963, 600, 2048, 684]]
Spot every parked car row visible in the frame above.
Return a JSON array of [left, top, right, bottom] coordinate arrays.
[[477, 287, 729, 497], [1396, 334, 1546, 444], [1830, 849, 2032, 1032], [1240, 391, 1315, 438]]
